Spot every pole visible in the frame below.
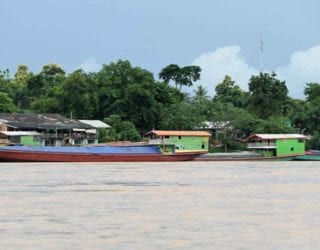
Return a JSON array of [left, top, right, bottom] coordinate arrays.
[[260, 36, 264, 73]]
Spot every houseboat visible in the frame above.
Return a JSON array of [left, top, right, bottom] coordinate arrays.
[[196, 133, 306, 161], [0, 130, 211, 162], [246, 134, 306, 159], [0, 144, 204, 162], [145, 130, 211, 154]]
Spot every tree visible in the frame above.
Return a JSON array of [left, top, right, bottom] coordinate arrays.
[[159, 64, 201, 90], [158, 64, 180, 86], [179, 66, 201, 88], [305, 100, 320, 132], [0, 92, 17, 112], [39, 63, 66, 89], [153, 82, 184, 105], [41, 63, 66, 78], [10, 65, 33, 109], [158, 101, 203, 130], [12, 65, 30, 85], [287, 99, 309, 133], [192, 85, 209, 104], [214, 75, 247, 107], [122, 83, 159, 131], [20, 63, 67, 112], [0, 70, 11, 93], [255, 116, 296, 133], [304, 82, 320, 102], [228, 107, 264, 136], [94, 60, 186, 132], [98, 60, 154, 88], [247, 72, 288, 119], [104, 115, 141, 142], [58, 70, 95, 118], [308, 131, 320, 150], [300, 83, 320, 133], [96, 60, 156, 120]]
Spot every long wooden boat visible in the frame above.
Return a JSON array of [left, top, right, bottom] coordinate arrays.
[[0, 145, 201, 162], [194, 152, 300, 161]]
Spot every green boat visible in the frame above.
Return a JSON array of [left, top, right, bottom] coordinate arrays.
[[293, 155, 320, 161]]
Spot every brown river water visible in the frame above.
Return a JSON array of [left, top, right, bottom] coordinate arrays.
[[1, 161, 320, 249]]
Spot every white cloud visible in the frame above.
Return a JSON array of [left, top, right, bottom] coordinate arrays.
[[276, 45, 320, 98], [190, 46, 257, 96], [190, 44, 320, 98], [76, 57, 102, 73]]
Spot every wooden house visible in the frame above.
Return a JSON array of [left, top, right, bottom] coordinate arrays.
[[0, 113, 109, 146], [145, 130, 211, 154], [0, 131, 42, 146], [246, 134, 306, 157]]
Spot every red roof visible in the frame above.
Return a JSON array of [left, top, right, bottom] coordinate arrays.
[[145, 130, 211, 137]]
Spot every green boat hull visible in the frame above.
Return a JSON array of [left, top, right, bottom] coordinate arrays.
[[293, 155, 320, 161]]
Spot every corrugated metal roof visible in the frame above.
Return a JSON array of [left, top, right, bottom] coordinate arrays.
[[0, 131, 42, 136], [247, 134, 306, 140], [79, 120, 111, 128], [0, 113, 93, 129], [145, 130, 211, 137]]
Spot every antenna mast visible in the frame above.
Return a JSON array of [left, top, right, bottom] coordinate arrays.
[[260, 36, 264, 73]]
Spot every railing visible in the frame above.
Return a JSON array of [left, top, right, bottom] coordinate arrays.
[[42, 133, 65, 139], [41, 133, 97, 139], [247, 143, 276, 148], [86, 134, 98, 139]]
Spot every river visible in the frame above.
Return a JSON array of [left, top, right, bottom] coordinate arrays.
[[1, 162, 320, 249]]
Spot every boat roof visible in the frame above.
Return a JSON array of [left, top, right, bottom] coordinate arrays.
[[145, 130, 211, 137], [247, 134, 306, 140]]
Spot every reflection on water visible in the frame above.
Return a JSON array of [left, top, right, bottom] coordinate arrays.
[[1, 162, 320, 249]]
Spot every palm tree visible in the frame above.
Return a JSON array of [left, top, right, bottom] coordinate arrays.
[[192, 85, 209, 104]]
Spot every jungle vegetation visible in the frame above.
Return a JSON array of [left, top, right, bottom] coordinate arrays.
[[0, 60, 320, 149]]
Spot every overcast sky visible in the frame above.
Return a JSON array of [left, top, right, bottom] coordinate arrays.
[[1, 0, 320, 98]]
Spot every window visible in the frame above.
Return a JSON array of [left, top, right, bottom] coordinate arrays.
[[178, 136, 181, 139], [298, 139, 304, 143], [202, 143, 205, 149], [165, 136, 170, 139], [291, 147, 294, 151]]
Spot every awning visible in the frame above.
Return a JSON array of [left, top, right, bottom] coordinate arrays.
[[73, 128, 86, 132], [0, 131, 42, 136], [85, 129, 97, 134]]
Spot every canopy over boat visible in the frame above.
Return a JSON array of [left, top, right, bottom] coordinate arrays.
[[0, 145, 161, 154]]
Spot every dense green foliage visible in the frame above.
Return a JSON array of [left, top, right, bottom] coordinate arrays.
[[248, 72, 288, 119], [1, 60, 320, 148]]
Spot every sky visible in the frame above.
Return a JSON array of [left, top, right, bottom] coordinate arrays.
[[1, 0, 320, 98]]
